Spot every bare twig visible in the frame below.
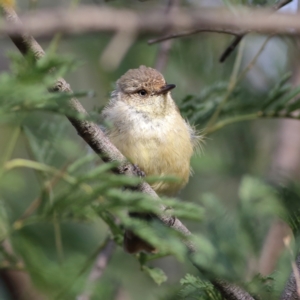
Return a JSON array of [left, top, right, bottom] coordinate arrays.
[[14, 163, 70, 227], [219, 0, 293, 63], [205, 37, 246, 131], [205, 35, 271, 133], [219, 35, 244, 63], [77, 240, 115, 300], [1, 5, 256, 300], [273, 0, 294, 10], [149, 0, 292, 47], [149, 28, 241, 45]]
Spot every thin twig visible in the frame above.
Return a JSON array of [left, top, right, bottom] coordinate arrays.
[[238, 35, 274, 80], [273, 0, 294, 11], [14, 163, 70, 226], [205, 38, 246, 131], [219, 35, 244, 63], [206, 114, 258, 134], [205, 35, 272, 133], [149, 28, 241, 45], [219, 0, 293, 63], [206, 111, 300, 134]]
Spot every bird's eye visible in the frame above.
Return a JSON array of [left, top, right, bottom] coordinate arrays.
[[138, 89, 147, 97]]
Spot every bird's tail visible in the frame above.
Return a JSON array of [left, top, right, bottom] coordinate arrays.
[[123, 229, 157, 254]]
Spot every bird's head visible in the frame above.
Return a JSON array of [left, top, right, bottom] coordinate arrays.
[[115, 65, 176, 116]]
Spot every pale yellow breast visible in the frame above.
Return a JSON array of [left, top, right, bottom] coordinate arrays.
[[108, 113, 193, 196]]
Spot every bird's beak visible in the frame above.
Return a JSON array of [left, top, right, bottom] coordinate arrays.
[[156, 84, 176, 95]]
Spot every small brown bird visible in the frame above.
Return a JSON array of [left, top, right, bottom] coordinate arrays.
[[102, 66, 200, 253]]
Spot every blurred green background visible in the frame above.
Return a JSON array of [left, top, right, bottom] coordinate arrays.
[[1, 0, 300, 299]]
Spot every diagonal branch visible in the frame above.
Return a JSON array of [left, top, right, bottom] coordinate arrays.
[[1, 4, 255, 300], [281, 252, 300, 300], [1, 2, 194, 254], [213, 280, 255, 300]]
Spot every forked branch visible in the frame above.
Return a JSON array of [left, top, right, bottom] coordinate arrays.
[[219, 0, 293, 62]]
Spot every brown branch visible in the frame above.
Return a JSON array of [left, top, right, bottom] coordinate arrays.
[[258, 219, 291, 275], [281, 252, 300, 300], [1, 2, 195, 255], [213, 280, 255, 300], [1, 5, 255, 300], [219, 0, 293, 63], [0, 240, 45, 300], [77, 240, 115, 300], [1, 5, 300, 39]]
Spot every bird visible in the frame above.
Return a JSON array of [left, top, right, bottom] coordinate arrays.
[[102, 65, 200, 253]]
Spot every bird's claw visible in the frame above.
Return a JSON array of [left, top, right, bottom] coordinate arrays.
[[133, 164, 145, 177]]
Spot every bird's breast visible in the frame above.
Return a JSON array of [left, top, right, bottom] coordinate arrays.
[[108, 109, 193, 196]]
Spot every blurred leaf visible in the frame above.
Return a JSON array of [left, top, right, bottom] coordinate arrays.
[[142, 266, 167, 285], [0, 200, 9, 242], [179, 274, 221, 300]]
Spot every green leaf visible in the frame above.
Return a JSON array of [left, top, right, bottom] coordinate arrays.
[[179, 274, 221, 300], [142, 266, 167, 285]]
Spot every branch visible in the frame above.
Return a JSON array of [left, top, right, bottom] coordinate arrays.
[[77, 240, 115, 300], [219, 0, 293, 63], [1, 5, 300, 40], [0, 240, 45, 300], [149, 27, 241, 44], [281, 252, 300, 300], [1, 2, 195, 255], [1, 5, 255, 300], [219, 35, 244, 63], [213, 280, 255, 300]]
